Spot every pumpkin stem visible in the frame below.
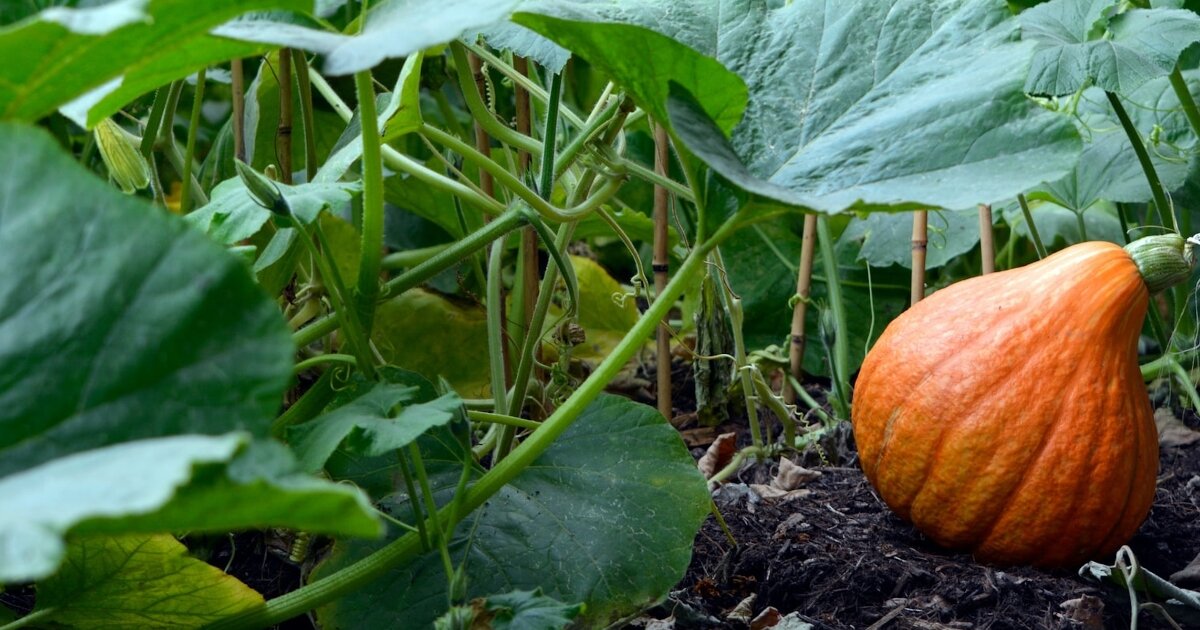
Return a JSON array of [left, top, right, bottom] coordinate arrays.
[[1125, 234, 1194, 294]]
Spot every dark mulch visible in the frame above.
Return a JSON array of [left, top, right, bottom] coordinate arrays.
[[650, 422, 1200, 630]]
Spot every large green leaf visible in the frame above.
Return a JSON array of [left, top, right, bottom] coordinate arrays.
[[841, 210, 983, 270], [1039, 72, 1199, 212], [0, 434, 381, 583], [313, 394, 710, 628], [519, 0, 1080, 214], [0, 0, 308, 122], [0, 123, 293, 476], [32, 534, 263, 629], [288, 380, 462, 472], [1021, 0, 1200, 96], [213, 0, 519, 75]]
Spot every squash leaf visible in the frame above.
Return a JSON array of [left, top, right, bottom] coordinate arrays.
[[517, 0, 1080, 214], [0, 434, 381, 583], [1021, 0, 1200, 96], [0, 122, 293, 476], [312, 395, 709, 628], [32, 534, 263, 629]]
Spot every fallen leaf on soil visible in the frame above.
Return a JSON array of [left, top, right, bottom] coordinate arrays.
[[750, 606, 781, 629], [697, 432, 737, 480], [1155, 408, 1200, 448], [749, 484, 812, 502], [1059, 594, 1104, 630], [773, 613, 815, 630], [1171, 551, 1200, 588], [727, 594, 756, 624], [772, 458, 821, 490]]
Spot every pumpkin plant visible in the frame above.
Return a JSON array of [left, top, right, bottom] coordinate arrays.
[[0, 0, 1189, 628]]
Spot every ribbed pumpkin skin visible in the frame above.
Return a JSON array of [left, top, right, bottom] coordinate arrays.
[[852, 242, 1158, 568]]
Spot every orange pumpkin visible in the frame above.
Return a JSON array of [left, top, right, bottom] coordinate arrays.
[[852, 236, 1191, 567]]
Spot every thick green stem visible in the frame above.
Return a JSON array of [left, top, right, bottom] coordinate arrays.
[[180, 69, 206, 213], [537, 72, 563, 200], [1168, 66, 1200, 142], [207, 219, 738, 630], [816, 217, 851, 416], [292, 50, 319, 182], [0, 608, 56, 630], [448, 41, 541, 156], [1017, 193, 1047, 258], [1107, 91, 1177, 233], [724, 281, 765, 450], [1167, 358, 1200, 412], [485, 241, 510, 416], [467, 410, 541, 430], [140, 82, 177, 159], [464, 42, 587, 129], [381, 243, 451, 270], [502, 221, 576, 452], [353, 70, 385, 336]]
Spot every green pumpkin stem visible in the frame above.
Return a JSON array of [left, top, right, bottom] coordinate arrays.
[[1125, 234, 1194, 295]]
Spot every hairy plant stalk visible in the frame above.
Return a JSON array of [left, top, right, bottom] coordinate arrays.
[[911, 210, 928, 305], [514, 55, 540, 398], [1169, 66, 1200, 141], [654, 122, 672, 420], [277, 50, 294, 184], [817, 217, 851, 417], [1017, 193, 1047, 258], [352, 70, 386, 337], [291, 51, 318, 182], [784, 214, 818, 405], [231, 58, 246, 163], [978, 204, 994, 273], [1107, 91, 1177, 233], [467, 51, 496, 199], [449, 42, 541, 156], [179, 68, 206, 213]]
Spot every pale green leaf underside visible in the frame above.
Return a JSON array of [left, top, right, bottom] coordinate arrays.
[[34, 534, 263, 629], [0, 0, 307, 122], [0, 123, 293, 477], [212, 0, 518, 76], [0, 434, 382, 583], [842, 210, 982, 269]]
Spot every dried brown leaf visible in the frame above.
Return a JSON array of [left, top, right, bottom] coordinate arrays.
[[1156, 408, 1200, 448], [698, 432, 737, 480]]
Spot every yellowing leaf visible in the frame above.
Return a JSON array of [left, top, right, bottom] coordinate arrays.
[[570, 256, 639, 359], [373, 289, 491, 398], [33, 534, 262, 629]]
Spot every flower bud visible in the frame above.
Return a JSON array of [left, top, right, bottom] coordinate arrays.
[[94, 117, 150, 194]]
